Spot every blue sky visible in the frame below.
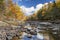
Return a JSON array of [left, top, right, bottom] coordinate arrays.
[[13, 0, 55, 16], [19, 0, 55, 7], [13, 0, 55, 7]]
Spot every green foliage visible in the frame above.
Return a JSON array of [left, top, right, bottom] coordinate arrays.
[[37, 1, 60, 21], [0, 0, 5, 13], [0, 0, 4, 4], [8, 11, 13, 16], [30, 17, 35, 21], [29, 1, 60, 21], [37, 9, 43, 20], [4, 11, 12, 15]]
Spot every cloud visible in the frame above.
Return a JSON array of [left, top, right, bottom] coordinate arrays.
[[44, 3, 48, 5], [35, 4, 43, 12], [20, 2, 54, 16], [20, 6, 35, 16], [20, 4, 43, 16], [50, 1, 53, 3]]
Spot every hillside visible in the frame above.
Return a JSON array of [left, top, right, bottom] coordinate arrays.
[[26, 1, 60, 22], [0, 0, 27, 26]]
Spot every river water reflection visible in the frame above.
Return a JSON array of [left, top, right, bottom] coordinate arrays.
[[18, 22, 53, 40], [22, 33, 44, 40]]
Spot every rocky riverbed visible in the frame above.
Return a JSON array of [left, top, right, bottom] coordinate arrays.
[[0, 21, 60, 40]]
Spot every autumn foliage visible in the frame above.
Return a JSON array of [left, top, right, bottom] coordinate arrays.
[[6, 0, 27, 21]]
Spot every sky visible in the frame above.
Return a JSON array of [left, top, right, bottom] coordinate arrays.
[[13, 0, 55, 16]]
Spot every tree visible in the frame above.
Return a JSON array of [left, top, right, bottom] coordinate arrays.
[[0, 0, 5, 13], [37, 10, 43, 20], [26, 0, 60, 21]]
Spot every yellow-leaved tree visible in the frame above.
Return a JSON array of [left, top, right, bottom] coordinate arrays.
[[7, 0, 27, 21]]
